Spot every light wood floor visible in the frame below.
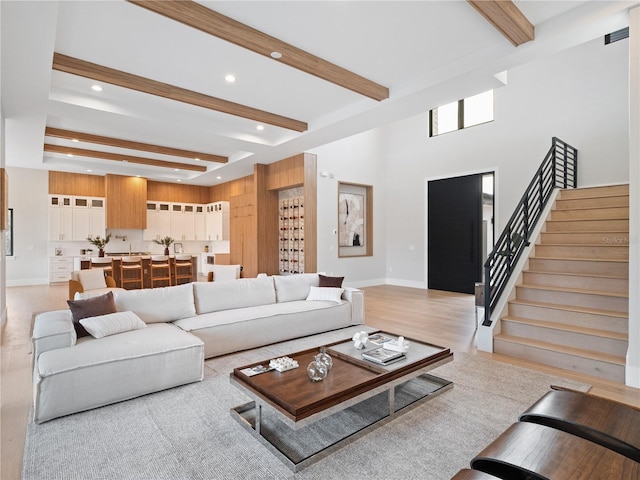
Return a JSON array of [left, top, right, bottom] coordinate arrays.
[[2, 284, 639, 480]]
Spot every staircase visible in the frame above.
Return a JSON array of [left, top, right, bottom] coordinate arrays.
[[494, 184, 629, 382]]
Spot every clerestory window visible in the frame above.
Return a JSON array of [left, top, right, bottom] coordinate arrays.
[[429, 89, 494, 137]]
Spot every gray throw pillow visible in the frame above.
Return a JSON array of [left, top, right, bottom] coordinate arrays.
[[67, 291, 116, 338], [318, 274, 344, 288]]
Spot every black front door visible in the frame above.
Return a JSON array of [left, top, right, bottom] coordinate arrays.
[[428, 174, 483, 294]]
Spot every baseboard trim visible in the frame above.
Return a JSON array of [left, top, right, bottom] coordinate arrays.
[[6, 278, 50, 287]]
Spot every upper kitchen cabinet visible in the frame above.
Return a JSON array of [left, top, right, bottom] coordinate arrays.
[[105, 174, 147, 229], [48, 195, 73, 241], [72, 197, 105, 241]]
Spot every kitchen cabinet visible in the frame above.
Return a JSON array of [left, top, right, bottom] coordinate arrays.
[[49, 256, 73, 283], [72, 197, 105, 241], [205, 201, 229, 241], [48, 195, 73, 241], [143, 202, 171, 241], [194, 205, 206, 241], [170, 203, 195, 241]]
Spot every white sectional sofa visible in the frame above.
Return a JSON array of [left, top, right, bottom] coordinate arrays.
[[31, 274, 364, 423]]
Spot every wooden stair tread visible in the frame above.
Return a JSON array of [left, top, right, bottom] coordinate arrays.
[[508, 299, 628, 318], [537, 243, 629, 247], [530, 256, 628, 264], [546, 217, 629, 222], [525, 269, 628, 280], [502, 316, 628, 341], [495, 334, 626, 365], [518, 283, 629, 298], [553, 205, 628, 212]]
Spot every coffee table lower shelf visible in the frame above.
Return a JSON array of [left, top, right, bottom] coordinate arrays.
[[230, 373, 453, 472]]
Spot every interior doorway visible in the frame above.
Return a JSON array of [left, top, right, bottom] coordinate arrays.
[[427, 172, 494, 294]]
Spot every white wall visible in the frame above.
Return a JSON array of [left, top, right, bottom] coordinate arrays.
[[382, 36, 629, 286], [310, 128, 388, 287], [6, 167, 49, 285]]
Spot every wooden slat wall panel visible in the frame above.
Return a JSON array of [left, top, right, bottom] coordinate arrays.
[[105, 174, 147, 229], [48, 171, 106, 196], [147, 181, 209, 203], [265, 154, 305, 190]]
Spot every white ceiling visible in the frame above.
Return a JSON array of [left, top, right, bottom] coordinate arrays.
[[1, 1, 634, 186]]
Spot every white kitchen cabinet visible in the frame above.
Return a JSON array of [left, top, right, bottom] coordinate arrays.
[[205, 201, 229, 241], [143, 202, 171, 241], [170, 203, 195, 241], [48, 195, 73, 241], [72, 197, 105, 241], [194, 205, 206, 241], [49, 256, 73, 283]]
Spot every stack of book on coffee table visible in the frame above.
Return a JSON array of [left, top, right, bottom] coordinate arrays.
[[361, 347, 406, 365]]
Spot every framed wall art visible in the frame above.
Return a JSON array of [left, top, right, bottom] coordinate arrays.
[[338, 182, 373, 258]]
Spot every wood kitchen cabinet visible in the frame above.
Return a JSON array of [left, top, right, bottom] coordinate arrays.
[[105, 174, 147, 229]]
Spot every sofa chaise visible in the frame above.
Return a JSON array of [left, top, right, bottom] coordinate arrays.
[[31, 273, 364, 423]]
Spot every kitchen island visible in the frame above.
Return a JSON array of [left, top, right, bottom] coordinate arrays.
[[79, 254, 198, 289]]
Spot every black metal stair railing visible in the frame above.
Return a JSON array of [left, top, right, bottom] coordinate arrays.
[[482, 137, 578, 326]]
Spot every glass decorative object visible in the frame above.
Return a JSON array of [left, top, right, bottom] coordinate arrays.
[[315, 347, 333, 371], [307, 359, 328, 382]]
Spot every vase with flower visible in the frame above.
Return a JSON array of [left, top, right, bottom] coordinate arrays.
[[153, 236, 175, 255], [87, 234, 111, 257]]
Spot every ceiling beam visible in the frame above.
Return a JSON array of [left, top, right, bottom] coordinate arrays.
[[52, 53, 308, 132], [45, 127, 228, 164], [128, 0, 389, 102], [44, 144, 208, 172], [467, 0, 534, 47]]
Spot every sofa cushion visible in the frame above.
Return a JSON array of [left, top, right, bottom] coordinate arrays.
[[306, 286, 345, 304], [67, 291, 117, 338], [113, 283, 196, 324], [193, 277, 276, 314], [80, 311, 146, 339], [77, 268, 107, 290], [319, 274, 344, 288], [273, 273, 320, 303]]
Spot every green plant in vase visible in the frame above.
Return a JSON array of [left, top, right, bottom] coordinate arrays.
[[87, 233, 111, 257], [153, 236, 174, 255]]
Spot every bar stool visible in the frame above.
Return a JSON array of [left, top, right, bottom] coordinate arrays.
[[150, 255, 171, 288], [90, 257, 115, 280], [173, 254, 194, 285], [120, 256, 143, 290]]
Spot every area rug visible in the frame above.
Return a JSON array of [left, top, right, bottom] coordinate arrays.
[[22, 326, 589, 480]]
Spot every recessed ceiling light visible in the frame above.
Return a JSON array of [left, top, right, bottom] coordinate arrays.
[[270, 52, 282, 59], [122, 160, 128, 163], [174, 168, 180, 171], [87, 169, 92, 173], [195, 157, 200, 161], [256, 125, 265, 131], [225, 74, 236, 83], [67, 153, 73, 157], [216, 176, 222, 180], [72, 138, 80, 143], [91, 85, 103, 92], [176, 179, 182, 182], [136, 175, 141, 178]]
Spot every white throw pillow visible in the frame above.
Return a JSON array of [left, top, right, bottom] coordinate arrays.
[[77, 269, 107, 291], [305, 286, 344, 304], [79, 311, 146, 339]]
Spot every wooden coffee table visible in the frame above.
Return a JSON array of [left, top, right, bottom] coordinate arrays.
[[229, 332, 453, 471]]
